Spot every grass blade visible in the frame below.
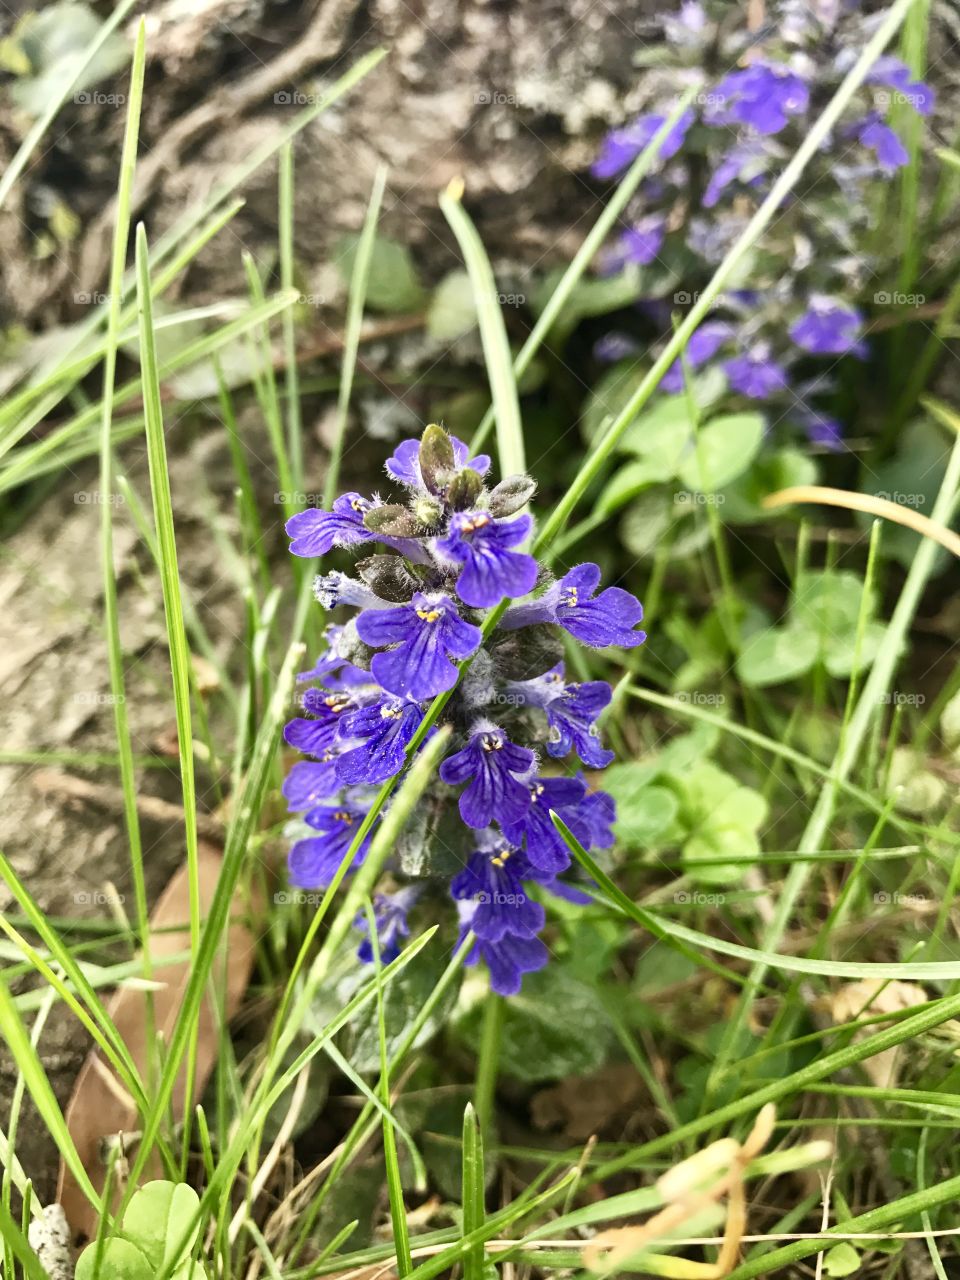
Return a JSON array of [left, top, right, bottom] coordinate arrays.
[[440, 182, 525, 476], [461, 1103, 486, 1280]]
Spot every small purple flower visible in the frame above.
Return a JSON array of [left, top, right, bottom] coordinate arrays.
[[451, 846, 545, 941], [858, 117, 909, 172], [335, 696, 423, 785], [435, 512, 538, 609], [439, 725, 535, 828], [794, 409, 844, 451], [356, 888, 418, 963], [283, 688, 359, 756], [592, 110, 694, 180], [356, 593, 482, 700], [466, 930, 549, 996], [286, 494, 375, 558], [500, 564, 645, 648], [385, 435, 490, 489], [289, 800, 372, 888], [577, 785, 616, 850], [313, 571, 383, 612], [603, 215, 667, 270], [723, 345, 789, 398], [555, 565, 646, 649], [660, 321, 734, 393], [544, 681, 614, 769], [283, 757, 342, 810], [790, 296, 867, 357], [702, 141, 769, 208], [707, 62, 809, 136], [502, 775, 588, 874], [867, 56, 935, 116]]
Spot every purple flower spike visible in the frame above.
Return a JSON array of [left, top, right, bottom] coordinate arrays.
[[790, 296, 867, 357], [435, 512, 538, 609], [503, 775, 588, 874], [544, 681, 614, 769], [289, 801, 372, 888], [723, 346, 789, 399], [439, 725, 535, 828], [356, 888, 418, 963], [451, 847, 546, 941], [356, 593, 482, 700], [285, 493, 375, 557], [335, 697, 423, 785], [556, 564, 646, 649], [386, 435, 490, 489], [282, 757, 342, 811], [707, 62, 809, 136]]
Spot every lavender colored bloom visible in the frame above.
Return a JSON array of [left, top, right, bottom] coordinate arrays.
[[502, 775, 588, 874], [435, 512, 538, 609], [451, 846, 545, 941], [867, 56, 935, 116], [702, 141, 769, 208], [335, 696, 423, 785], [289, 800, 372, 888], [591, 110, 694, 180], [285, 493, 375, 557], [439, 725, 535, 828], [313, 571, 383, 612], [789, 297, 866, 356], [707, 62, 810, 136], [604, 215, 667, 270], [660, 321, 734, 393], [794, 409, 844, 450], [858, 117, 909, 171], [544, 681, 614, 769], [356, 592, 482, 700], [283, 757, 342, 811], [577, 786, 616, 850], [466, 930, 549, 996], [556, 565, 646, 649], [386, 435, 490, 489], [356, 889, 417, 963], [723, 346, 789, 398], [283, 688, 358, 756]]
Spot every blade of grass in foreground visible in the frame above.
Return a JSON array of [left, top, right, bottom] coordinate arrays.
[[440, 184, 525, 476], [0, 981, 100, 1215], [532, 0, 920, 556], [325, 164, 388, 506], [136, 221, 205, 1169], [114, 635, 304, 1217], [461, 1103, 486, 1280]]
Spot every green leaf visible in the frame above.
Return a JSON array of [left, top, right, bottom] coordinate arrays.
[[427, 269, 477, 340], [601, 768, 679, 845], [459, 966, 612, 1082], [122, 1181, 201, 1271], [335, 233, 426, 313], [596, 455, 678, 516], [76, 1240, 154, 1280], [677, 413, 765, 491], [824, 1243, 861, 1276], [346, 944, 460, 1073], [737, 625, 819, 687]]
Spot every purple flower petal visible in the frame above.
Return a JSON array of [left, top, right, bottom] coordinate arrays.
[[435, 512, 538, 609], [439, 726, 535, 828], [356, 592, 482, 700], [285, 493, 374, 557]]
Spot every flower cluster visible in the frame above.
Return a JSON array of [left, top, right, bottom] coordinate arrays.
[[591, 0, 935, 449], [281, 427, 644, 995]]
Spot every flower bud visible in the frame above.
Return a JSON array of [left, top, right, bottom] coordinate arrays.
[[355, 554, 420, 602], [447, 466, 484, 511], [414, 494, 445, 527], [364, 504, 423, 537], [418, 423, 456, 493], [488, 474, 537, 516]]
